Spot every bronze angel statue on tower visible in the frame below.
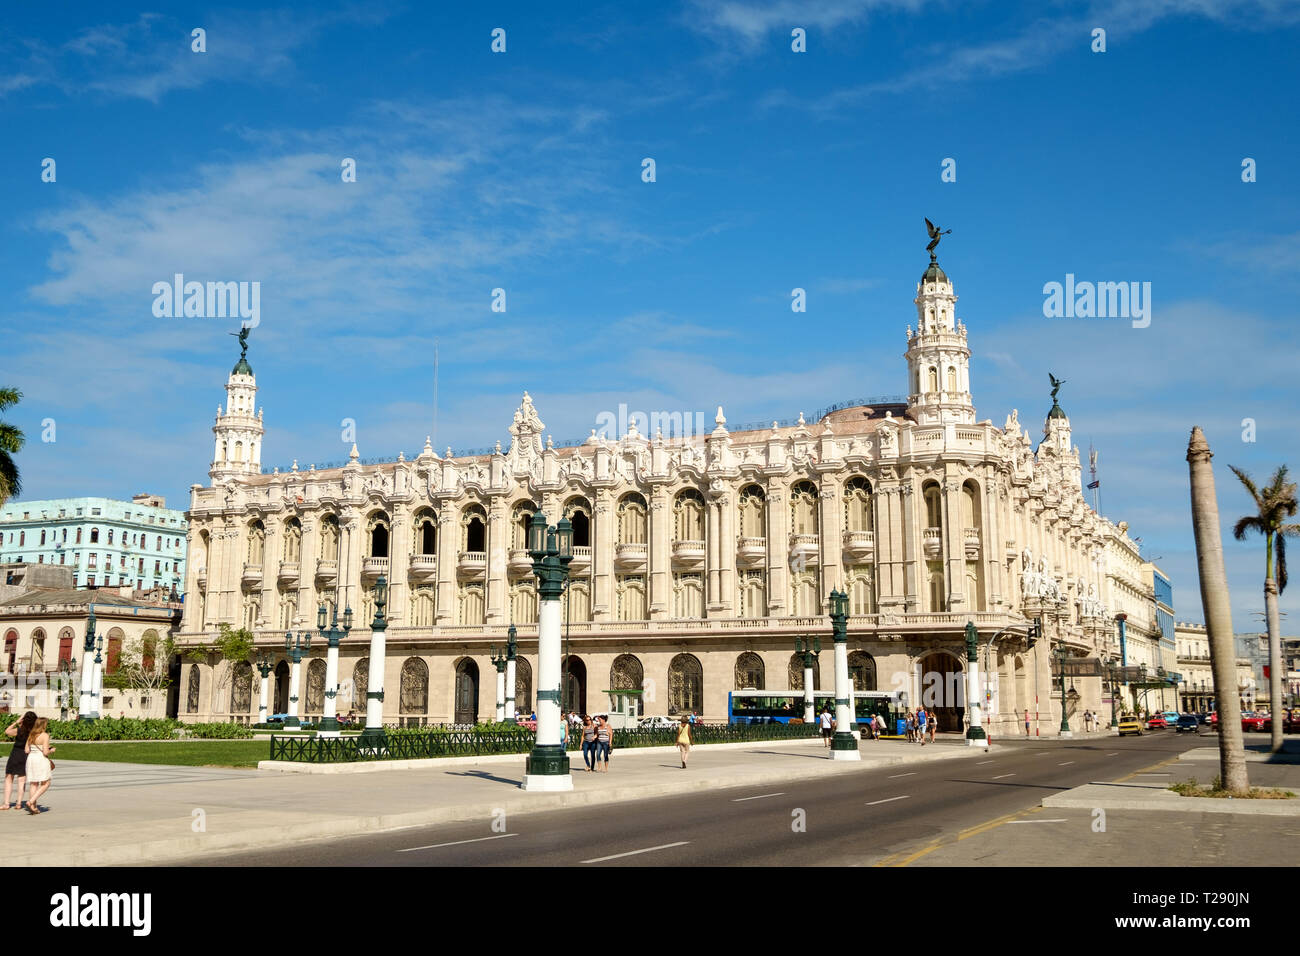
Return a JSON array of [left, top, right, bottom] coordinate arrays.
[[925, 217, 951, 258]]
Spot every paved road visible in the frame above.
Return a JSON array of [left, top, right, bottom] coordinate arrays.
[[197, 731, 1224, 866]]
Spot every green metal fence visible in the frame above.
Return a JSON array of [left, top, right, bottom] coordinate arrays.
[[269, 720, 819, 763]]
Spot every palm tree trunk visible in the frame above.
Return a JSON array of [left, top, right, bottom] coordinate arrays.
[[1267, 575, 1284, 752], [1186, 427, 1250, 793]]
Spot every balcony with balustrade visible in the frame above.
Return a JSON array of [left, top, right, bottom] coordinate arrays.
[[922, 527, 942, 559], [315, 559, 338, 582], [841, 530, 875, 560], [568, 545, 592, 573], [671, 539, 706, 569], [241, 563, 263, 585], [789, 533, 819, 565], [362, 556, 390, 581], [458, 551, 487, 578], [408, 553, 438, 582], [963, 527, 980, 559], [277, 561, 300, 584], [614, 542, 648, 570], [195, 566, 207, 588], [508, 549, 534, 575], [736, 536, 766, 567]]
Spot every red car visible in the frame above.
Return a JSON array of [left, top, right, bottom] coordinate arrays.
[[1261, 713, 1300, 734], [1146, 715, 1168, 729], [1241, 713, 1268, 733]]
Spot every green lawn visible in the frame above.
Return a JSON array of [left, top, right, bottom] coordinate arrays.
[[53, 741, 266, 768]]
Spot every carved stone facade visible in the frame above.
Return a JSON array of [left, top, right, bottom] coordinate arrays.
[[177, 257, 1160, 734]]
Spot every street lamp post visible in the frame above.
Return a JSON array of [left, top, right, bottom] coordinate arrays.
[[78, 606, 97, 721], [1107, 659, 1119, 729], [255, 652, 273, 726], [964, 621, 988, 747], [284, 629, 312, 729], [491, 645, 508, 722], [89, 635, 105, 720], [1055, 642, 1073, 737], [316, 601, 353, 737], [359, 575, 389, 749], [828, 589, 860, 761], [58, 657, 77, 721], [505, 624, 518, 720], [522, 511, 575, 791], [794, 636, 820, 723]]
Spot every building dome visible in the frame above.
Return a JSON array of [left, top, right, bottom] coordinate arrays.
[[232, 356, 253, 376], [920, 259, 948, 286], [1047, 400, 1068, 420]]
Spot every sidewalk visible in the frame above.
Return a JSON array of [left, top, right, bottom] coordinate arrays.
[[2, 736, 986, 866]]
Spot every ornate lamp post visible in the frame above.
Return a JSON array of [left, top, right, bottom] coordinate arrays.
[[828, 589, 860, 760], [359, 575, 389, 748], [284, 629, 312, 728], [964, 621, 988, 747], [316, 601, 353, 737], [522, 511, 575, 790], [89, 634, 105, 720], [1054, 641, 1073, 737], [1115, 612, 1129, 713], [78, 606, 97, 721], [491, 645, 508, 722], [794, 636, 820, 723], [505, 624, 518, 720], [255, 651, 274, 726]]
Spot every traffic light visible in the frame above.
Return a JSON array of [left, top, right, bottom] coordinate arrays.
[[1027, 617, 1042, 649]]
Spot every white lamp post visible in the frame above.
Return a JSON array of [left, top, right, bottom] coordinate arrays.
[[828, 589, 860, 761], [256, 653, 272, 726], [316, 601, 353, 738], [492, 646, 508, 722], [284, 629, 311, 729], [521, 513, 575, 791], [505, 625, 518, 720]]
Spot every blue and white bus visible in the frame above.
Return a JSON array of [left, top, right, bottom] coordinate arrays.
[[727, 689, 900, 724]]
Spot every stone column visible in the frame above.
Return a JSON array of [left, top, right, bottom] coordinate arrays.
[[592, 490, 615, 620], [298, 516, 319, 628], [766, 486, 787, 614], [900, 483, 918, 611], [713, 484, 736, 615], [649, 487, 670, 619], [944, 479, 963, 610], [261, 516, 282, 631], [818, 482, 841, 595], [389, 503, 411, 626], [486, 498, 507, 623], [436, 509, 456, 625]]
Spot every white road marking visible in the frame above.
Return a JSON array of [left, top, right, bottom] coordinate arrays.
[[1059, 761, 1075, 766], [866, 795, 911, 806], [732, 792, 785, 802], [888, 772, 918, 778], [977, 760, 995, 765], [582, 841, 689, 863], [1106, 752, 1119, 756], [993, 773, 1015, 779], [398, 833, 519, 852], [1009, 818, 1067, 824]]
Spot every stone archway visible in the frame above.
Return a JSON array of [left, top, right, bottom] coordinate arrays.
[[562, 655, 587, 715], [273, 660, 290, 714], [919, 651, 965, 732], [454, 658, 479, 724]]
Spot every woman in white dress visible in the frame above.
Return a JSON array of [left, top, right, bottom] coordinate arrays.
[[23, 717, 55, 815]]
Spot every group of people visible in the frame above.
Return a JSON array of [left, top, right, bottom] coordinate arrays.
[[818, 707, 893, 743], [903, 708, 938, 744], [564, 712, 614, 772], [3, 712, 55, 815]]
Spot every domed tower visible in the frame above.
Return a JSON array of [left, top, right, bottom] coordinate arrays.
[[904, 251, 975, 426], [209, 329, 264, 481]]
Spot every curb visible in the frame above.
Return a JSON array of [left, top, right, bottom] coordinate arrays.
[[17, 744, 986, 866], [1043, 782, 1300, 816]]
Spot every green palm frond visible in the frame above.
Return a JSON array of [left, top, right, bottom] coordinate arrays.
[[1233, 515, 1263, 541], [1230, 465, 1263, 509], [0, 387, 22, 413], [0, 423, 25, 455]]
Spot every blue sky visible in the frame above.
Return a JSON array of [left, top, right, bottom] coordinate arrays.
[[3, 0, 1298, 628]]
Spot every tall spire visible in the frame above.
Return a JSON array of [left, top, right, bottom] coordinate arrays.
[[210, 327, 264, 481], [905, 223, 974, 426]]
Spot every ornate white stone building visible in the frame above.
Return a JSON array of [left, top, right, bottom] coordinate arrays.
[[176, 253, 1156, 734]]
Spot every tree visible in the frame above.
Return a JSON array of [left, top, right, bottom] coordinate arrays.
[[185, 623, 255, 704], [1229, 463, 1300, 753], [0, 387, 25, 506], [103, 632, 176, 703], [1187, 427, 1248, 793]]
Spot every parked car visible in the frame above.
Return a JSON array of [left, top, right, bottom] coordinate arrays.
[[637, 716, 680, 730], [1241, 713, 1268, 733], [1118, 716, 1144, 736], [1261, 712, 1299, 734], [1161, 711, 1180, 723], [1175, 714, 1200, 733], [1146, 715, 1168, 729]]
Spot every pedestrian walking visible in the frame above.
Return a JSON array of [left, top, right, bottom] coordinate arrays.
[[580, 714, 598, 772], [596, 714, 612, 772], [3, 711, 36, 811], [23, 717, 54, 814], [676, 715, 693, 768], [875, 712, 887, 738], [927, 710, 937, 743], [1024, 710, 1031, 737], [819, 707, 834, 746]]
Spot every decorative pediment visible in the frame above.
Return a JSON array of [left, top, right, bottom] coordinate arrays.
[[507, 391, 545, 475]]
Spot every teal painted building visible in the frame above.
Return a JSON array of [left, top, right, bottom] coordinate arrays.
[[0, 494, 187, 595]]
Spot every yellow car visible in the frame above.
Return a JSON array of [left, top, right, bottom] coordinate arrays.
[[1117, 716, 1144, 737]]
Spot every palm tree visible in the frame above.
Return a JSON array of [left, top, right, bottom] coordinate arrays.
[[1187, 427, 1249, 793], [1229, 463, 1300, 753], [0, 387, 25, 506]]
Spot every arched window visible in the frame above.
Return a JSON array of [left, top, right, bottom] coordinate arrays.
[[514, 657, 533, 714], [305, 659, 326, 712], [90, 527, 99, 544], [849, 570, 874, 615], [230, 661, 253, 714], [565, 580, 591, 623], [617, 576, 647, 621], [511, 581, 538, 624], [367, 514, 390, 558], [617, 493, 647, 545], [923, 482, 943, 529], [790, 481, 818, 534], [673, 489, 705, 540], [247, 520, 265, 565], [106, 529, 112, 545], [790, 571, 819, 617], [57, 627, 75, 664], [610, 654, 644, 693], [76, 528, 82, 544], [668, 653, 704, 716], [243, 595, 261, 630], [352, 658, 369, 708], [186, 666, 200, 713], [928, 567, 945, 613], [511, 501, 538, 550], [410, 587, 436, 627], [927, 367, 939, 392], [413, 510, 437, 555], [843, 476, 872, 531], [319, 514, 339, 560], [400, 657, 429, 714], [30, 629, 46, 671], [564, 497, 592, 547], [734, 652, 764, 690], [278, 590, 298, 630], [961, 480, 981, 530], [848, 651, 877, 691], [788, 652, 821, 691], [738, 485, 765, 538], [672, 572, 703, 619], [283, 518, 302, 562], [946, 366, 957, 392], [738, 570, 766, 618], [462, 506, 487, 553], [459, 583, 485, 625]]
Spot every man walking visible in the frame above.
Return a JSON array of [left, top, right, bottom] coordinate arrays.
[[917, 706, 928, 746], [819, 707, 834, 747], [1024, 709, 1031, 737]]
